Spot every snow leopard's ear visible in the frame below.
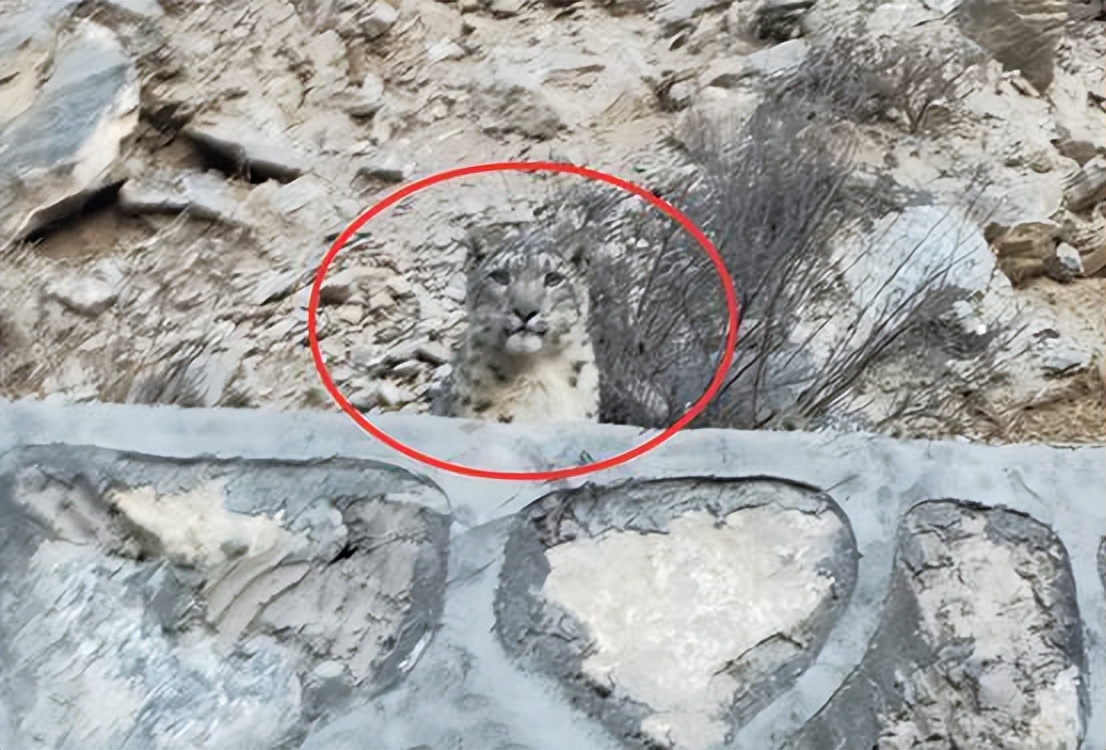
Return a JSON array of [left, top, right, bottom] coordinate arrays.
[[561, 229, 591, 273], [460, 225, 506, 272]]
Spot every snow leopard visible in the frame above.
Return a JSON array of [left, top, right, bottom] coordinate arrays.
[[446, 227, 599, 423]]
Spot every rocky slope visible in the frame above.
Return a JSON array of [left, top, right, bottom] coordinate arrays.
[[0, 0, 1102, 442]]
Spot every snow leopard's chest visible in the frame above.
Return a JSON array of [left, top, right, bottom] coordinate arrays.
[[453, 339, 599, 423]]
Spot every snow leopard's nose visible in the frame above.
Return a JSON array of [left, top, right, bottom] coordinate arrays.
[[512, 306, 540, 323]]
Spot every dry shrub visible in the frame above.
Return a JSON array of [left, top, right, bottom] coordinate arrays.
[[580, 78, 1008, 431], [777, 34, 984, 133]]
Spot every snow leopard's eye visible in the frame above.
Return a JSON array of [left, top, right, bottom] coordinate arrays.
[[489, 269, 510, 285], [544, 271, 565, 288]]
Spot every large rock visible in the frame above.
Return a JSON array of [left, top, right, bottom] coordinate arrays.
[[0, 446, 450, 749], [789, 502, 1085, 750], [0, 21, 139, 240], [953, 0, 1067, 93], [496, 478, 857, 749]]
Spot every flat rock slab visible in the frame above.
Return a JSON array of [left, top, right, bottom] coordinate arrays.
[[0, 401, 1101, 750], [183, 116, 308, 183]]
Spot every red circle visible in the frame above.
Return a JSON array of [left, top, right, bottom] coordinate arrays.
[[308, 161, 740, 481]]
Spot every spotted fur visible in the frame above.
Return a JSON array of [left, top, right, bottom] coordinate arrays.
[[450, 229, 599, 423]]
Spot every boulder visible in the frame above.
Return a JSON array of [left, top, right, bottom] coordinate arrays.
[[0, 21, 139, 241], [953, 0, 1066, 93]]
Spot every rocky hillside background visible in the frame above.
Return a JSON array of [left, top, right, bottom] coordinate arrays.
[[0, 0, 1103, 443]]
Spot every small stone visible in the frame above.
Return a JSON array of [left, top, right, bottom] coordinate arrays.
[[330, 364, 355, 383], [319, 268, 362, 305], [346, 72, 385, 118], [415, 341, 450, 366], [336, 304, 364, 325], [385, 275, 414, 297], [990, 221, 1060, 259], [443, 272, 466, 302], [744, 39, 808, 76], [349, 388, 377, 410], [374, 381, 416, 407], [384, 340, 423, 363], [45, 276, 118, 317], [118, 170, 242, 222], [252, 270, 299, 305], [371, 290, 396, 311], [1055, 243, 1083, 275], [489, 0, 524, 16], [184, 118, 307, 183], [391, 360, 422, 378], [363, 2, 399, 39], [1041, 347, 1091, 375], [1063, 156, 1106, 212], [355, 152, 408, 184], [426, 38, 465, 63], [349, 345, 378, 369], [1054, 137, 1099, 167]]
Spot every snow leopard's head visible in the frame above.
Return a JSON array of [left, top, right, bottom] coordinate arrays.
[[463, 227, 588, 358]]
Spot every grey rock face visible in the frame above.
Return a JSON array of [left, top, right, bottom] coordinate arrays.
[[0, 446, 449, 750], [0, 21, 139, 240], [954, 0, 1066, 92]]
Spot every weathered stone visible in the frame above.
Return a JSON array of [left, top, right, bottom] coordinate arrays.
[[1063, 155, 1106, 212], [346, 72, 385, 118], [497, 478, 856, 749], [1041, 346, 1092, 375], [335, 304, 365, 326], [414, 342, 450, 366], [319, 268, 366, 306], [184, 117, 308, 183], [355, 152, 409, 184], [117, 170, 242, 222], [953, 0, 1066, 93], [1057, 208, 1106, 276], [790, 502, 1084, 750], [1055, 242, 1083, 276], [744, 38, 808, 77], [250, 271, 299, 306], [755, 0, 816, 41], [489, 0, 525, 17], [363, 2, 399, 39], [390, 360, 423, 379], [442, 272, 466, 302], [44, 274, 119, 317], [0, 21, 139, 240], [0, 446, 449, 749], [989, 220, 1062, 284], [374, 381, 417, 407], [476, 85, 564, 141], [426, 38, 466, 63]]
